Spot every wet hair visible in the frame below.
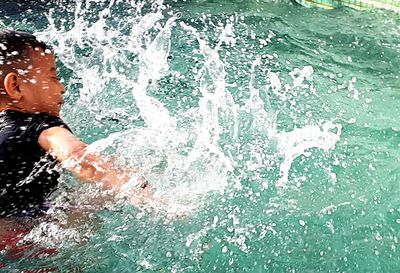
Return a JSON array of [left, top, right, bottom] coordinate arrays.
[[0, 30, 51, 94], [0, 29, 50, 65]]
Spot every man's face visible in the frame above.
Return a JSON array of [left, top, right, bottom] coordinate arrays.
[[18, 47, 65, 117]]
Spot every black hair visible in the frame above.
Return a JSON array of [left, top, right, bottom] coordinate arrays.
[[0, 29, 50, 64]]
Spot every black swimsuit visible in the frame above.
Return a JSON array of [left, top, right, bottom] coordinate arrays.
[[0, 110, 70, 217]]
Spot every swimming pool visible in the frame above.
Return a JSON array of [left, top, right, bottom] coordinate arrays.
[[1, 0, 400, 272]]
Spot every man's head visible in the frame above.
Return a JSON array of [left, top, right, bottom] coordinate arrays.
[[0, 30, 65, 117]]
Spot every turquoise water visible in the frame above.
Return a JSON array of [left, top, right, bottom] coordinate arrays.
[[2, 0, 400, 272]]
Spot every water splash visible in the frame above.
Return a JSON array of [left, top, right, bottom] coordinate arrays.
[[133, 15, 177, 133], [276, 121, 342, 188], [35, 1, 237, 219], [3, 1, 362, 271]]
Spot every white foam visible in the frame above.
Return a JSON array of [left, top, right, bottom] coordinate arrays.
[[276, 122, 342, 188]]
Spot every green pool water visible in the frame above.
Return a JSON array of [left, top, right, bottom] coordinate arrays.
[[1, 0, 400, 272]]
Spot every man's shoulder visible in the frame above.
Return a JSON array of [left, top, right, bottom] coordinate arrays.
[[0, 110, 69, 142]]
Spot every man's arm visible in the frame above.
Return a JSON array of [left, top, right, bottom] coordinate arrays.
[[38, 126, 135, 189]]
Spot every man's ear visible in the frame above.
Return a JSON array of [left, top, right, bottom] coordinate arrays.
[[3, 72, 22, 100]]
